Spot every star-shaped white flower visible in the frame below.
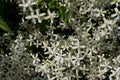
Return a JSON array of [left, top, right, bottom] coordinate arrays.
[[45, 10, 57, 24], [19, 0, 37, 12], [25, 9, 45, 24]]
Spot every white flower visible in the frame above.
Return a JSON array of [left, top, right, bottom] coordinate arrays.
[[70, 39, 85, 49], [47, 74, 56, 80], [42, 41, 49, 51], [25, 9, 45, 24], [51, 41, 60, 50], [19, 0, 37, 12], [45, 47, 57, 59], [34, 40, 41, 48], [26, 35, 34, 46], [111, 8, 120, 18], [39, 63, 49, 74], [98, 54, 105, 62], [45, 10, 57, 24], [25, 9, 36, 24], [31, 53, 40, 64], [94, 8, 106, 17], [54, 56, 61, 61], [97, 67, 107, 79], [100, 30, 107, 37], [35, 9, 46, 23], [81, 31, 90, 38], [100, 60, 111, 70], [109, 67, 120, 80], [100, 18, 113, 28], [65, 53, 74, 67], [61, 40, 69, 50], [54, 50, 66, 64], [117, 55, 120, 63]]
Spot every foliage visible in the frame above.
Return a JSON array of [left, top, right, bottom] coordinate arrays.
[[0, 17, 11, 32], [0, 0, 120, 80]]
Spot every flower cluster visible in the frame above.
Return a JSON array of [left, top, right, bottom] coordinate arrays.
[[0, 0, 120, 80]]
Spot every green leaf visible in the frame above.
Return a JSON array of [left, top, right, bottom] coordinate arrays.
[[63, 15, 68, 23], [0, 17, 11, 32], [37, 0, 42, 3], [48, 0, 56, 8], [44, 0, 51, 3], [59, 6, 66, 15], [39, 20, 50, 32], [59, 6, 68, 23], [0, 48, 4, 55]]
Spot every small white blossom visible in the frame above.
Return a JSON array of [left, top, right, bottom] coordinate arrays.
[[19, 0, 37, 12], [111, 8, 120, 18], [31, 53, 40, 64], [25, 9, 45, 24], [45, 10, 58, 24], [34, 40, 41, 48], [109, 67, 120, 80], [97, 67, 107, 79], [26, 35, 34, 46], [100, 18, 113, 28]]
